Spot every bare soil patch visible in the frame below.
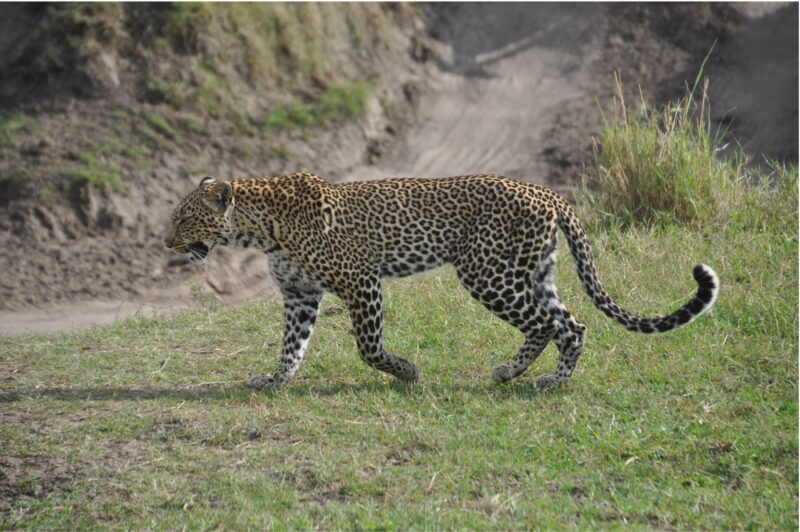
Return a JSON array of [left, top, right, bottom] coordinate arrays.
[[0, 455, 79, 517]]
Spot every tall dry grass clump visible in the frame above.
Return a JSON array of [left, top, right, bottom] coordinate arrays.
[[583, 72, 756, 229]]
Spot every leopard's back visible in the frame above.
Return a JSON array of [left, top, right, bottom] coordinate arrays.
[[331, 175, 556, 277]]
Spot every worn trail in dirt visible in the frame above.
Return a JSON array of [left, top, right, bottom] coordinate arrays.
[[348, 4, 603, 186]]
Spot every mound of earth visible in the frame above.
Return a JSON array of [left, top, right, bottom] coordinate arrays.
[[0, 3, 796, 333]]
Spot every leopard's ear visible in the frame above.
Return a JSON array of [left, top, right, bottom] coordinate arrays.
[[203, 180, 233, 215], [321, 202, 335, 234], [199, 176, 216, 187], [316, 186, 336, 234]]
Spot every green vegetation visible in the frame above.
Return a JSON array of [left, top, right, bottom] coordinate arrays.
[[133, 110, 187, 150], [144, 81, 184, 107], [139, 4, 395, 132], [318, 82, 373, 122], [177, 115, 206, 136], [188, 64, 233, 117], [150, 2, 402, 87], [97, 141, 148, 160], [25, 4, 394, 137], [64, 151, 122, 190], [271, 144, 290, 159], [0, 196, 795, 527], [231, 144, 255, 160], [160, 2, 212, 53], [584, 75, 751, 228], [65, 167, 120, 190], [218, 3, 340, 85], [142, 111, 178, 141], [39, 3, 123, 58], [0, 114, 30, 151], [264, 82, 372, 131]]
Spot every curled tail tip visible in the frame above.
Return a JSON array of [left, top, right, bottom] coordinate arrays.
[[692, 263, 720, 310], [692, 264, 719, 290]]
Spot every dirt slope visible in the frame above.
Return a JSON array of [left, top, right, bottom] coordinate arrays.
[[0, 3, 796, 334], [0, 4, 431, 330]]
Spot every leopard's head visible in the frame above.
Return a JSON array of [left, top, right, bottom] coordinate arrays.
[[164, 176, 235, 263]]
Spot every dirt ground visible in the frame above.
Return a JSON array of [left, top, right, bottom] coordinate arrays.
[[0, 3, 796, 334]]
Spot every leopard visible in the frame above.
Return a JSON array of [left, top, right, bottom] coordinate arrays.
[[164, 173, 719, 390]]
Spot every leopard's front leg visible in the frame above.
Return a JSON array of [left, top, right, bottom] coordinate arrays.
[[247, 290, 322, 389]]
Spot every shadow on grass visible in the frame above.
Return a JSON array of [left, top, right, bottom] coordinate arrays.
[[286, 379, 552, 400], [0, 384, 250, 403], [0, 377, 558, 403]]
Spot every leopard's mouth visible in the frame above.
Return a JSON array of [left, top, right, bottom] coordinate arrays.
[[185, 242, 210, 263]]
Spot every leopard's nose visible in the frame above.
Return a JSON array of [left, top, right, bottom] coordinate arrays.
[[164, 237, 174, 249]]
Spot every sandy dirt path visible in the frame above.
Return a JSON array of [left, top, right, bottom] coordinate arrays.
[[348, 4, 604, 186]]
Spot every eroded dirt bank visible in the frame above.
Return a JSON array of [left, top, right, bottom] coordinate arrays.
[[0, 3, 796, 334]]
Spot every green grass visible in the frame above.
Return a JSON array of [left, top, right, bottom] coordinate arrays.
[[271, 144, 290, 159], [160, 2, 213, 53], [96, 140, 148, 161], [138, 4, 393, 132], [1, 196, 796, 528], [231, 144, 255, 160], [144, 81, 185, 107], [63, 151, 122, 190], [0, 114, 30, 151], [177, 115, 206, 136], [142, 111, 178, 141], [264, 82, 372, 131]]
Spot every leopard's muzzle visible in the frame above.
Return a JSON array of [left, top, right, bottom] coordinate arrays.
[[185, 242, 210, 263]]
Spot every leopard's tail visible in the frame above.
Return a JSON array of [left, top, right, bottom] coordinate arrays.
[[553, 195, 719, 334]]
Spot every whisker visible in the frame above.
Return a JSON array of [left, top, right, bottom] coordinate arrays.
[[188, 250, 204, 265]]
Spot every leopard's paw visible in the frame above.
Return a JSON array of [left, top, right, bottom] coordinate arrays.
[[390, 356, 419, 383], [247, 374, 279, 390], [534, 373, 562, 391], [492, 364, 514, 383], [399, 364, 420, 384]]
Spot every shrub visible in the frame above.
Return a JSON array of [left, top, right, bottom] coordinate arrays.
[[582, 73, 750, 229]]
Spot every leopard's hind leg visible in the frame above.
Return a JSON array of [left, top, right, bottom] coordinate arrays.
[[454, 234, 556, 383], [532, 233, 587, 389], [492, 325, 556, 383]]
